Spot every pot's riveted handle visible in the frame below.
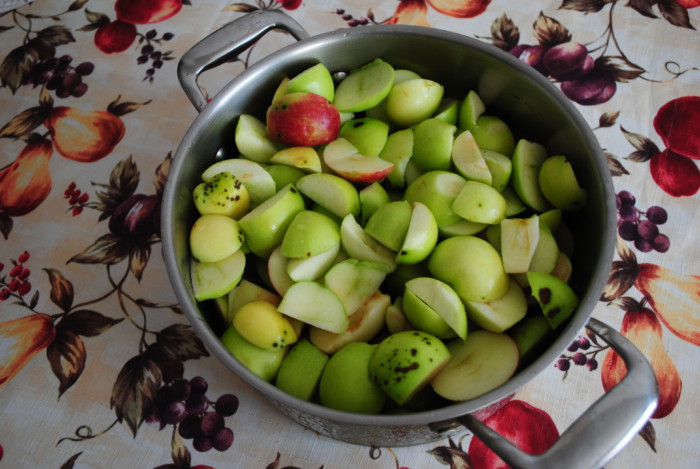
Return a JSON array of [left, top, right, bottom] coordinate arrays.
[[432, 318, 658, 469], [177, 10, 310, 112]]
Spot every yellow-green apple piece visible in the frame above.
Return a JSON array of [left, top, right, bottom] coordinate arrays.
[[190, 214, 245, 263], [428, 236, 509, 303], [334, 58, 395, 113], [220, 325, 286, 382], [512, 139, 550, 212], [286, 242, 340, 282], [210, 294, 228, 323], [365, 200, 412, 251], [287, 62, 335, 101], [369, 330, 451, 406], [551, 251, 573, 283], [386, 78, 444, 127], [339, 214, 397, 272], [396, 201, 438, 265], [471, 115, 515, 156], [278, 281, 348, 333], [296, 172, 360, 218], [271, 76, 290, 103], [280, 210, 340, 258], [433, 97, 460, 125], [383, 262, 430, 295], [403, 159, 424, 187], [403, 277, 467, 340], [310, 291, 389, 355], [481, 149, 512, 192], [508, 315, 554, 363], [233, 300, 298, 351], [270, 146, 322, 173], [451, 180, 507, 225], [359, 182, 390, 226], [539, 208, 563, 231], [275, 338, 329, 401], [228, 279, 280, 324], [201, 159, 276, 208], [323, 258, 388, 315], [439, 219, 488, 238], [235, 114, 283, 162], [404, 170, 466, 227], [310, 202, 342, 224], [238, 183, 305, 258], [412, 118, 457, 172], [385, 296, 412, 333], [265, 164, 306, 190], [193, 171, 250, 219], [538, 155, 587, 211], [458, 90, 485, 131], [267, 245, 294, 296], [527, 271, 579, 329], [527, 223, 559, 275], [502, 184, 528, 217], [485, 223, 501, 253], [394, 68, 422, 84], [451, 129, 492, 184], [319, 342, 386, 414], [190, 249, 246, 302], [379, 128, 414, 188], [323, 146, 395, 184], [500, 216, 540, 274], [339, 117, 390, 157], [431, 330, 519, 401], [464, 278, 528, 333]]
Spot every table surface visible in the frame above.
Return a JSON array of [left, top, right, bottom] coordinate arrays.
[[1, 1, 698, 468]]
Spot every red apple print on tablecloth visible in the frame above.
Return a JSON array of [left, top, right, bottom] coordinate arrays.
[[468, 400, 559, 469], [0, 313, 56, 387], [108, 194, 162, 239], [649, 149, 700, 197], [653, 96, 700, 161], [384, 0, 430, 26], [425, 0, 492, 18], [674, 0, 700, 7], [0, 139, 53, 217], [275, 0, 302, 9], [115, 0, 183, 25], [94, 20, 137, 54]]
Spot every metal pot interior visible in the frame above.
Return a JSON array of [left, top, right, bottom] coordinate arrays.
[[162, 25, 616, 446]]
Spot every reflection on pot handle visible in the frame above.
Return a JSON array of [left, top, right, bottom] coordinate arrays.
[[433, 318, 658, 469], [177, 10, 310, 112]]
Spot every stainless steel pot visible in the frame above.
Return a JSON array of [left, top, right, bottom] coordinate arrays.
[[162, 10, 658, 468]]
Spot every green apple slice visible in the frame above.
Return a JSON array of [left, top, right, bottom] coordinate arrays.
[[539, 208, 563, 231], [190, 214, 245, 263], [385, 296, 412, 333], [396, 201, 438, 265], [334, 58, 395, 113], [369, 330, 451, 406], [404, 277, 467, 340], [310, 291, 389, 354], [296, 172, 360, 218], [451, 180, 507, 225], [412, 118, 457, 172], [234, 114, 283, 162], [278, 281, 348, 334], [275, 339, 329, 401], [451, 130, 492, 184], [233, 300, 298, 351], [538, 155, 587, 211], [471, 115, 515, 156], [481, 149, 512, 192], [508, 315, 554, 363], [220, 325, 286, 382], [228, 279, 280, 323], [201, 158, 276, 208], [433, 97, 460, 125], [238, 183, 305, 258], [379, 128, 414, 188], [320, 342, 386, 413], [502, 184, 528, 217], [339, 117, 390, 157], [512, 139, 550, 212], [386, 78, 444, 127], [340, 214, 397, 272], [271, 76, 290, 103], [191, 249, 246, 302], [281, 210, 340, 258], [267, 245, 294, 296], [500, 216, 540, 274], [404, 170, 467, 227], [359, 182, 391, 226], [431, 330, 519, 401], [286, 242, 340, 282], [270, 146, 322, 173], [527, 271, 579, 329], [438, 219, 488, 238], [265, 164, 306, 190], [324, 258, 388, 316], [458, 90, 485, 131], [287, 62, 335, 101], [551, 251, 573, 283], [464, 278, 527, 333], [528, 223, 559, 275], [365, 200, 412, 251], [394, 68, 422, 84]]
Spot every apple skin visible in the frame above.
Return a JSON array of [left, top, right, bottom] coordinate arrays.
[[220, 325, 286, 382], [266, 92, 341, 147]]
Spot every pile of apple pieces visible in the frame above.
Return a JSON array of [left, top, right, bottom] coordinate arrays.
[[187, 58, 588, 414]]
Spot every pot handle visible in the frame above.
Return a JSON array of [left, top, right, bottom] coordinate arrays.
[[431, 317, 658, 469], [177, 10, 310, 112]]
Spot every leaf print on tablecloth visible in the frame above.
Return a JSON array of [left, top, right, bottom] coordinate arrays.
[[427, 436, 472, 468]]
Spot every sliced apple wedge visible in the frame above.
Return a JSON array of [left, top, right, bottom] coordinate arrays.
[[379, 128, 414, 188], [270, 146, 322, 173], [385, 296, 412, 333], [396, 202, 438, 265], [296, 172, 360, 218], [200, 158, 276, 207], [365, 200, 412, 251], [286, 242, 340, 281], [464, 278, 528, 333], [359, 182, 390, 226], [191, 249, 246, 302], [267, 245, 294, 296], [278, 281, 348, 334], [451, 129, 492, 185], [500, 216, 540, 274], [227, 279, 281, 323], [281, 210, 340, 259], [234, 114, 283, 163], [403, 276, 467, 340], [431, 330, 519, 401], [323, 258, 388, 315], [340, 214, 397, 272], [324, 149, 395, 184]]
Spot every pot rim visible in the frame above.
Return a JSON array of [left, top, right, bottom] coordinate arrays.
[[162, 23, 616, 429]]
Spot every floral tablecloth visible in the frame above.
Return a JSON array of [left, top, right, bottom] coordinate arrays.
[[1, 1, 698, 468]]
